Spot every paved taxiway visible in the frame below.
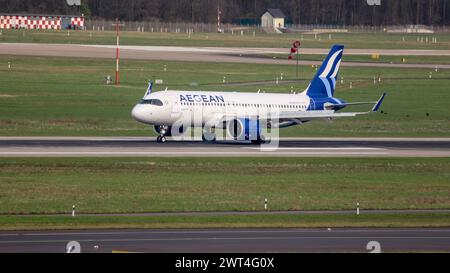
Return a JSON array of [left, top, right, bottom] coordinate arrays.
[[0, 137, 449, 157], [1, 43, 449, 69], [0, 228, 449, 253]]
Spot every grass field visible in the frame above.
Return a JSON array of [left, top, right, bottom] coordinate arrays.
[[268, 53, 450, 65], [1, 30, 450, 50], [0, 157, 448, 214], [1, 213, 449, 230], [0, 55, 449, 137]]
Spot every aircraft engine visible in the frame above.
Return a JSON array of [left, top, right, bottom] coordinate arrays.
[[226, 118, 262, 141]]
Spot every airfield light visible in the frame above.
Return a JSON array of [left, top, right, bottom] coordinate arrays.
[[356, 202, 360, 215]]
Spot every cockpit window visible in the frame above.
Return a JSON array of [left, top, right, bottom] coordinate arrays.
[[140, 99, 163, 106]]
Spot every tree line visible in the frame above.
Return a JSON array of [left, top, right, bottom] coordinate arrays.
[[0, 0, 448, 26]]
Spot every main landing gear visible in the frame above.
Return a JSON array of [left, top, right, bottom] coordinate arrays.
[[251, 135, 266, 145]]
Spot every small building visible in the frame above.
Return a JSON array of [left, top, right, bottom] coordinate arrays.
[[261, 8, 286, 29], [0, 14, 84, 30]]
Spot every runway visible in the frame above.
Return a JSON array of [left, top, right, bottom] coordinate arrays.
[[1, 43, 449, 69], [0, 137, 449, 157], [0, 228, 449, 253]]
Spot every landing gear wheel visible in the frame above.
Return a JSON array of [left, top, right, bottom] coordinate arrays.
[[251, 135, 266, 145], [202, 132, 216, 143], [156, 136, 166, 143]]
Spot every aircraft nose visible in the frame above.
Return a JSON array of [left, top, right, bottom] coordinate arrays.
[[131, 104, 147, 123]]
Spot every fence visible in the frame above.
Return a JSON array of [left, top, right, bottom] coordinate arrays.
[[85, 20, 450, 34], [85, 20, 265, 34]]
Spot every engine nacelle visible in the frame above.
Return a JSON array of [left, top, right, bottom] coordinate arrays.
[[226, 118, 262, 141]]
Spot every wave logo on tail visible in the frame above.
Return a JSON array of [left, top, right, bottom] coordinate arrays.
[[306, 45, 344, 99]]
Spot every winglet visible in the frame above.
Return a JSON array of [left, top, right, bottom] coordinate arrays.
[[371, 93, 386, 112], [144, 81, 153, 98]]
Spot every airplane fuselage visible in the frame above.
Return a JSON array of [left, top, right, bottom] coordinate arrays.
[[131, 90, 346, 127]]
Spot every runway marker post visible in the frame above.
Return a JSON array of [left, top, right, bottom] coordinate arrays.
[[112, 19, 125, 86]]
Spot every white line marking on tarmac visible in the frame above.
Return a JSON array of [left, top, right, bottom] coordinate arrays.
[[247, 147, 384, 150], [1, 237, 450, 244], [0, 151, 389, 156], [12, 228, 450, 237]]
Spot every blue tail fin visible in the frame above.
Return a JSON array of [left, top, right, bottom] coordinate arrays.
[[306, 45, 344, 98]]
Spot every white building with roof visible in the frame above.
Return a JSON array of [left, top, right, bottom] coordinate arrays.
[[261, 8, 286, 29]]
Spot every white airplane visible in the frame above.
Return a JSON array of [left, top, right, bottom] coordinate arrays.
[[131, 45, 386, 143]]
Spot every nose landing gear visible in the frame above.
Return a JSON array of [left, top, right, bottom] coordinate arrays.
[[155, 125, 170, 143], [156, 136, 167, 143]]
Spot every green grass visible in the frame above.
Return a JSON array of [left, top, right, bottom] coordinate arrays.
[[0, 55, 449, 137], [268, 53, 450, 65], [0, 157, 449, 214], [1, 213, 449, 230], [1, 30, 450, 49]]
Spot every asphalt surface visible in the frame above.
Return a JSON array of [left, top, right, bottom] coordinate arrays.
[[1, 43, 449, 69], [0, 228, 449, 253], [0, 137, 449, 157]]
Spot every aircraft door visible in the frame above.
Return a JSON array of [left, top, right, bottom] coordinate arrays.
[[170, 95, 182, 119]]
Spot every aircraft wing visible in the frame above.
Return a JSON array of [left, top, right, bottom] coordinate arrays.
[[217, 93, 386, 125], [275, 93, 386, 122]]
